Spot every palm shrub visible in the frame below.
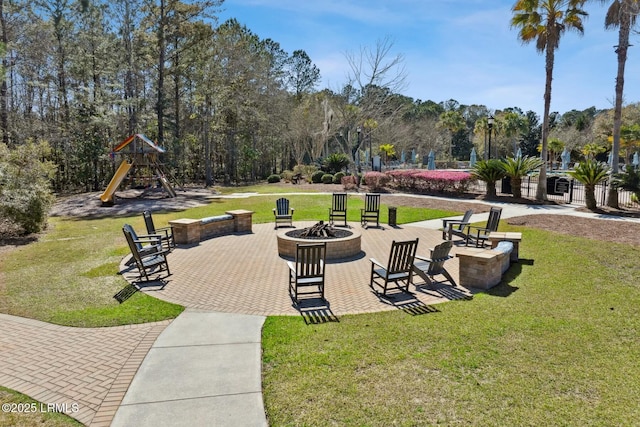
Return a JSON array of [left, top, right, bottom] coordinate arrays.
[[611, 165, 640, 204], [471, 159, 506, 198], [500, 156, 543, 198], [567, 160, 609, 210], [323, 153, 350, 174]]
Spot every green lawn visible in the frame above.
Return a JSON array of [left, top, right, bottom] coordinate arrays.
[[0, 192, 457, 327], [6, 187, 638, 425], [261, 224, 640, 426]]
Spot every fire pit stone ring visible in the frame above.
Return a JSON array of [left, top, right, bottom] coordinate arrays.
[[277, 224, 362, 260]]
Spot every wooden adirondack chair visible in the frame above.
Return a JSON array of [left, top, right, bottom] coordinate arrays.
[[143, 210, 175, 250], [412, 240, 456, 287], [123, 224, 171, 282], [442, 209, 473, 241], [328, 193, 348, 226], [273, 197, 294, 229], [360, 193, 380, 227], [466, 207, 502, 247], [288, 242, 327, 303], [369, 238, 419, 295]]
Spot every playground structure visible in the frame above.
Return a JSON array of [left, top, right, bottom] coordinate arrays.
[[100, 134, 178, 206]]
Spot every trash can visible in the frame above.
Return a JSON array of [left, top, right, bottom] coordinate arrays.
[[388, 206, 397, 227]]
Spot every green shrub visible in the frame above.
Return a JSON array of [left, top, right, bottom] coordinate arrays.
[[293, 164, 317, 177], [333, 172, 346, 184], [267, 174, 281, 183], [311, 170, 325, 183], [0, 140, 56, 234], [280, 170, 294, 182], [321, 173, 334, 184]]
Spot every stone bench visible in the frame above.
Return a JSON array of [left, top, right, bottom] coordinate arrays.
[[169, 210, 254, 245], [455, 241, 514, 289]]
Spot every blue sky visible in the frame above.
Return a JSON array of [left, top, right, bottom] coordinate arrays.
[[218, 0, 640, 117]]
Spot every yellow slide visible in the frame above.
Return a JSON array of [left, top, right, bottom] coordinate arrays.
[[100, 160, 133, 204]]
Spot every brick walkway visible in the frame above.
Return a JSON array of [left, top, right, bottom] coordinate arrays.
[[0, 314, 171, 426], [123, 221, 472, 317]]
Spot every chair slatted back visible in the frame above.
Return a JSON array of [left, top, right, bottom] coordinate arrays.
[[275, 198, 290, 216], [486, 207, 502, 232], [143, 210, 156, 234], [386, 239, 418, 274], [123, 225, 144, 264], [123, 224, 143, 251], [454, 210, 473, 231], [332, 193, 347, 213], [364, 193, 380, 213], [426, 241, 453, 275], [295, 243, 326, 279]]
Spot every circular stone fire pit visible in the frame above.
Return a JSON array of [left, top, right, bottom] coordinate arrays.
[[277, 225, 362, 260]]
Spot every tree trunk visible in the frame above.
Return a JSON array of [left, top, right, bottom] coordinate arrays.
[[512, 176, 522, 199], [585, 184, 597, 210], [0, 0, 9, 146], [486, 181, 496, 198], [537, 41, 555, 201], [156, 0, 166, 145], [607, 4, 632, 209]]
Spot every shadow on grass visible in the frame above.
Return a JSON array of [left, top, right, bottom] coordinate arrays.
[[374, 291, 440, 316], [484, 258, 534, 298], [414, 281, 473, 302], [113, 284, 138, 303], [293, 298, 339, 325]]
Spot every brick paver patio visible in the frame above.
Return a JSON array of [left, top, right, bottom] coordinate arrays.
[[124, 221, 471, 317]]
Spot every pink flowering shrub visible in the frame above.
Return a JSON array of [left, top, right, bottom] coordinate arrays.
[[386, 169, 473, 194], [363, 171, 390, 191], [341, 175, 358, 190]]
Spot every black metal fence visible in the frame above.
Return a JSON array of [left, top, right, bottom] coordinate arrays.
[[487, 175, 635, 207]]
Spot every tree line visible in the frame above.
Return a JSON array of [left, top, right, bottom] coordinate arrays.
[[0, 0, 638, 201]]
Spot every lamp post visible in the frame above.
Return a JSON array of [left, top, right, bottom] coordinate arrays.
[[356, 126, 362, 165], [487, 115, 494, 160]]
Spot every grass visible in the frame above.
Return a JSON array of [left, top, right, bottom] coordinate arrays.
[[0, 387, 83, 427], [262, 224, 640, 426], [0, 191, 457, 327]]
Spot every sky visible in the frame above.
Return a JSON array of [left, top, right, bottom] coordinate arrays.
[[218, 0, 640, 117]]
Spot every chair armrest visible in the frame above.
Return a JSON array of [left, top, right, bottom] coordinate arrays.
[[290, 208, 295, 213], [442, 219, 470, 228], [467, 225, 490, 233], [133, 234, 163, 245], [414, 254, 432, 262], [370, 258, 385, 269], [286, 261, 296, 272]]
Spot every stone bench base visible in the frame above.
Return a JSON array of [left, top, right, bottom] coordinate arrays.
[[455, 241, 513, 289], [169, 210, 254, 245]]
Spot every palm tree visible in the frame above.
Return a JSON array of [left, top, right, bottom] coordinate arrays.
[[511, 0, 589, 201], [501, 156, 544, 198], [438, 110, 466, 160], [568, 160, 610, 209], [502, 111, 528, 157], [600, 0, 640, 208], [471, 159, 506, 198]]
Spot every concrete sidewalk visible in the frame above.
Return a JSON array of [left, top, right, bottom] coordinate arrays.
[[110, 310, 267, 427]]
